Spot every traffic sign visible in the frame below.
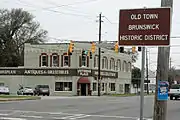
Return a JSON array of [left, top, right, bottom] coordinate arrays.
[[118, 7, 171, 46]]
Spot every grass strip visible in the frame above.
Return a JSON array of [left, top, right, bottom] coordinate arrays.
[[0, 95, 41, 101]]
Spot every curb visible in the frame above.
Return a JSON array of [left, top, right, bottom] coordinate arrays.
[[0, 97, 41, 102], [104, 94, 155, 97]]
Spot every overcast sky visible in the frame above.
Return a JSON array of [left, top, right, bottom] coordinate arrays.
[[1, 0, 180, 71]]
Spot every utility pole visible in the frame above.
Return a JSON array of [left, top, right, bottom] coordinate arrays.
[[153, 0, 173, 120], [140, 47, 145, 120], [169, 57, 172, 69], [98, 13, 102, 96], [146, 48, 149, 94]]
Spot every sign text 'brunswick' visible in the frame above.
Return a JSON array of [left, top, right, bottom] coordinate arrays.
[[119, 8, 171, 46]]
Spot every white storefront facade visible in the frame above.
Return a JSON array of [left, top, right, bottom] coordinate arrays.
[[0, 42, 132, 96]]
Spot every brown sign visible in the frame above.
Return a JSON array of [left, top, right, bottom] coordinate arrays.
[[0, 68, 118, 78], [77, 69, 92, 76], [0, 68, 76, 76], [118, 8, 171, 46], [92, 70, 118, 78]]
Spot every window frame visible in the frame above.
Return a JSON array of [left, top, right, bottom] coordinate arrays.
[[82, 55, 87, 67], [116, 59, 121, 71], [110, 58, 115, 70], [63, 55, 69, 67], [105, 57, 108, 69], [123, 61, 127, 72], [101, 83, 105, 91], [93, 83, 97, 91], [79, 55, 89, 67], [51, 53, 59, 67], [128, 62, 131, 72], [94, 55, 98, 68], [102, 57, 108, 69], [39, 53, 48, 67], [52, 55, 58, 66]]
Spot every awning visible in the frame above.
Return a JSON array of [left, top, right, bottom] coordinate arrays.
[[77, 77, 90, 83]]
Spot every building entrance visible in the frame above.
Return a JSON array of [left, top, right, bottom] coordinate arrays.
[[81, 84, 87, 96], [77, 77, 91, 96]]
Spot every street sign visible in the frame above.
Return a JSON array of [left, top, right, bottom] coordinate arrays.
[[118, 7, 171, 46], [157, 81, 169, 101]]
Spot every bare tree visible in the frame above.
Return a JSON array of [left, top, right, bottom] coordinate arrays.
[[0, 8, 48, 67]]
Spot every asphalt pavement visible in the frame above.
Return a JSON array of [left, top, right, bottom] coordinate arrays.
[[0, 95, 179, 120]]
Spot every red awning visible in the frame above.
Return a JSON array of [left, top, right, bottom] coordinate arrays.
[[78, 77, 90, 83]]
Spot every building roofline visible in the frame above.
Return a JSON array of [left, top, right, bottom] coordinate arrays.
[[25, 40, 118, 45]]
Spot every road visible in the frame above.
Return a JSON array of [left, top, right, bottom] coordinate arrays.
[[0, 96, 179, 120]]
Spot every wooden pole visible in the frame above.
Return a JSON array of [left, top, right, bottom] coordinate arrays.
[[153, 0, 173, 120]]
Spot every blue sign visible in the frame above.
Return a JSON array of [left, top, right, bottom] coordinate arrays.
[[158, 81, 169, 100]]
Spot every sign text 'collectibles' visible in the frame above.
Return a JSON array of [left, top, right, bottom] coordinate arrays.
[[119, 8, 171, 46]]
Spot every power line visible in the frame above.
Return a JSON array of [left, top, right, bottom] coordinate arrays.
[[104, 16, 118, 24], [43, 0, 99, 10], [15, 0, 95, 19], [11, 0, 123, 25], [37, 0, 95, 16]]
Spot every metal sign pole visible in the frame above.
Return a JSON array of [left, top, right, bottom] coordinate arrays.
[[140, 46, 145, 120]]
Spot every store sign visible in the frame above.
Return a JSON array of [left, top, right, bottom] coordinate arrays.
[[0, 68, 118, 78], [24, 69, 69, 75], [0, 69, 17, 75], [0, 68, 74, 76], [77, 69, 92, 76], [92, 70, 118, 78], [119, 8, 171, 46]]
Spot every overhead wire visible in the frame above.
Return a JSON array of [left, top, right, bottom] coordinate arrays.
[[14, 0, 95, 19], [36, 0, 96, 17], [41, 0, 99, 10], [104, 16, 118, 25]]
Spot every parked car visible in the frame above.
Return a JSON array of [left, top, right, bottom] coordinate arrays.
[[168, 84, 180, 100], [17, 87, 34, 95], [0, 86, 10, 95], [34, 85, 50, 96]]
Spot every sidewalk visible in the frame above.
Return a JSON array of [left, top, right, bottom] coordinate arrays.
[[40, 96, 103, 100]]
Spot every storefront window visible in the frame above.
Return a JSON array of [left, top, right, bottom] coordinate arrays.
[[93, 83, 97, 91], [110, 83, 115, 91], [102, 83, 104, 91], [55, 82, 72, 91]]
